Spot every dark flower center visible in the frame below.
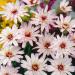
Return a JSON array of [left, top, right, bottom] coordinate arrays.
[[41, 15, 47, 21], [25, 32, 31, 37], [29, 0, 37, 4], [7, 34, 13, 40], [6, 51, 13, 58], [32, 64, 39, 71], [44, 42, 51, 49], [11, 9, 17, 14], [4, 73, 9, 75], [60, 42, 66, 49], [58, 64, 64, 71]]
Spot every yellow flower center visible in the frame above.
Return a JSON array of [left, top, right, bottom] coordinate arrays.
[[62, 23, 69, 30]]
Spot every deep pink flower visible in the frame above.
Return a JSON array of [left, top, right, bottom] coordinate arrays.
[[48, 0, 56, 11]]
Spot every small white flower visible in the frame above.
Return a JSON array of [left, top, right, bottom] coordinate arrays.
[[47, 56, 75, 75], [55, 15, 75, 32], [18, 23, 41, 48], [22, 0, 40, 6], [0, 25, 19, 47], [21, 54, 47, 75], [60, 0, 72, 13], [0, 2, 28, 24], [53, 35, 75, 57], [34, 33, 56, 56], [30, 6, 57, 32], [0, 46, 24, 65], [0, 65, 21, 75]]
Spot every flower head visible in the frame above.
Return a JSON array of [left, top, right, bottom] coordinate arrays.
[[53, 35, 75, 57], [55, 15, 75, 32], [0, 65, 21, 75], [31, 6, 57, 32], [0, 25, 19, 47], [60, 0, 72, 13], [18, 23, 41, 47], [0, 46, 23, 65], [21, 54, 47, 75], [47, 56, 75, 75], [0, 2, 28, 24], [34, 33, 56, 56]]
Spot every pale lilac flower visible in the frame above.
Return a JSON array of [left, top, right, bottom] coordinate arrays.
[[21, 54, 47, 75], [55, 15, 75, 32], [34, 33, 56, 57], [0, 25, 20, 47], [53, 35, 75, 57], [0, 2, 28, 24], [30, 6, 57, 32], [60, 0, 72, 13], [0, 46, 23, 65], [18, 23, 41, 48], [0, 65, 21, 75], [47, 56, 75, 75]]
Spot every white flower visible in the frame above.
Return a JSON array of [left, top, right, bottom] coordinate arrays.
[[21, 54, 47, 75], [47, 56, 75, 75], [18, 23, 41, 48], [53, 35, 75, 57], [0, 25, 19, 47], [0, 46, 24, 65], [30, 6, 57, 32], [0, 65, 21, 75], [22, 0, 40, 6], [34, 33, 56, 56], [60, 0, 72, 13], [55, 15, 75, 32], [0, 2, 28, 24]]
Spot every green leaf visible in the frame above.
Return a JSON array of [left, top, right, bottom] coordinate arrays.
[[22, 15, 31, 22], [24, 42, 32, 56], [63, 30, 69, 36], [12, 61, 20, 67]]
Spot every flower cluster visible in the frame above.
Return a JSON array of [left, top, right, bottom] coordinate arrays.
[[0, 0, 75, 75]]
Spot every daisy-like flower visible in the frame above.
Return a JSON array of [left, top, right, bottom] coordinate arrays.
[[59, 0, 72, 13], [0, 46, 23, 65], [30, 6, 57, 32], [22, 0, 40, 6], [0, 65, 21, 75], [53, 35, 75, 57], [0, 1, 28, 24], [21, 54, 47, 75], [55, 15, 75, 32], [0, 25, 19, 47], [47, 56, 75, 75], [18, 23, 41, 48], [34, 33, 56, 56]]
